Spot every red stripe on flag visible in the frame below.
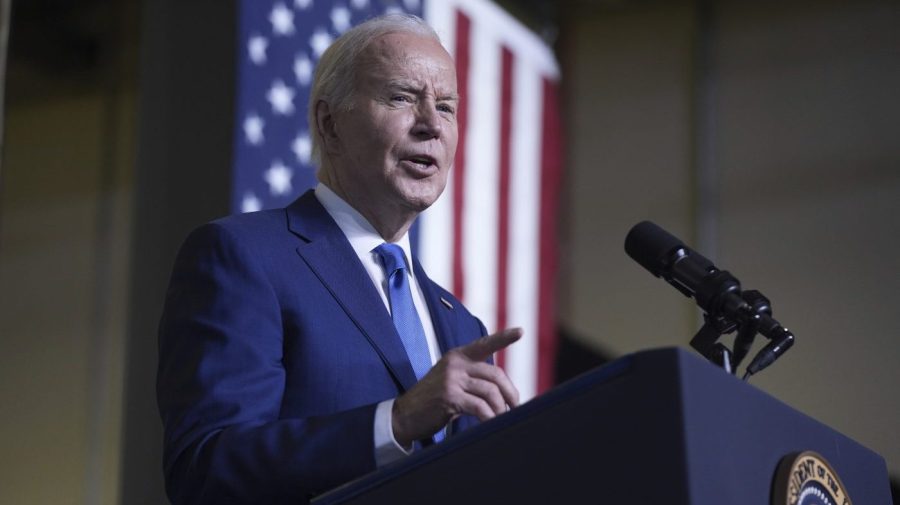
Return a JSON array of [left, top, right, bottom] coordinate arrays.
[[451, 11, 471, 301], [495, 46, 514, 369], [537, 77, 563, 393]]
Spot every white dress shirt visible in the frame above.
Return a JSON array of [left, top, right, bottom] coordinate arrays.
[[314, 183, 442, 466]]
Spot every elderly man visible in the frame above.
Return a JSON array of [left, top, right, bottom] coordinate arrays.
[[157, 13, 520, 505]]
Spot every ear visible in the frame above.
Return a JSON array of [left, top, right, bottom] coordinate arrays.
[[315, 99, 342, 155]]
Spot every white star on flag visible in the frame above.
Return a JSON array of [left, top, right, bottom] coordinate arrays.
[[292, 133, 312, 164], [264, 160, 294, 196], [270, 2, 296, 36], [243, 114, 265, 145], [331, 6, 352, 33], [266, 80, 296, 115], [248, 35, 268, 65], [351, 0, 368, 10], [403, 0, 421, 10], [309, 29, 333, 58], [295, 0, 313, 9], [241, 192, 263, 213], [293, 53, 313, 86]]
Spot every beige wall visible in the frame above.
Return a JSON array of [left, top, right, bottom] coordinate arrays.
[[560, 0, 900, 477], [0, 3, 138, 503], [0, 93, 134, 503], [560, 1, 699, 352], [715, 0, 900, 472]]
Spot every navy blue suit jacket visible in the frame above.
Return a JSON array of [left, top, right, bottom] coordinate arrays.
[[157, 190, 487, 504]]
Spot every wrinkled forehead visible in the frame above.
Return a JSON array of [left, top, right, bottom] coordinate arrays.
[[355, 32, 456, 91]]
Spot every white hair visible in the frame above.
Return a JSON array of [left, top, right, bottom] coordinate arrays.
[[307, 13, 441, 167]]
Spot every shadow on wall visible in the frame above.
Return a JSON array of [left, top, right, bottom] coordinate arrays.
[[554, 324, 616, 385]]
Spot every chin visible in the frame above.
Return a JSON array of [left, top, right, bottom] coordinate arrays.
[[401, 194, 438, 213], [397, 182, 446, 211]]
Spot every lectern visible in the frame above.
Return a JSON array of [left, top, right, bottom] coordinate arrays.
[[314, 347, 891, 504]]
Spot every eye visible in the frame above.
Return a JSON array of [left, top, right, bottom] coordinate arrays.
[[391, 94, 413, 103], [437, 103, 455, 114]]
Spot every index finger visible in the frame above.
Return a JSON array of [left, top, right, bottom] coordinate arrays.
[[460, 327, 523, 362]]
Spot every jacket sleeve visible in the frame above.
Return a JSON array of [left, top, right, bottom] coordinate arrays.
[[157, 222, 376, 505]]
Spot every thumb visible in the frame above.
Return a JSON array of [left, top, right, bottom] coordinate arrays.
[[460, 327, 523, 362]]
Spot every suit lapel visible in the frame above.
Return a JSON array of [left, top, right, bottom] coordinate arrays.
[[412, 258, 463, 355], [286, 191, 419, 392]]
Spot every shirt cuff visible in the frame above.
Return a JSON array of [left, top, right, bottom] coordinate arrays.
[[374, 398, 412, 467]]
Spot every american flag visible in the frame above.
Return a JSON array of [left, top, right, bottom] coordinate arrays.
[[232, 0, 562, 401]]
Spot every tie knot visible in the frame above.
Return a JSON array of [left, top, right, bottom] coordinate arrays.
[[374, 242, 408, 276]]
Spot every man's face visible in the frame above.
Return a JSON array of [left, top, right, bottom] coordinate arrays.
[[328, 31, 459, 218]]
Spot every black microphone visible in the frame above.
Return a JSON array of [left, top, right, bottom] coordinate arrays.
[[624, 221, 794, 377], [624, 221, 741, 317]]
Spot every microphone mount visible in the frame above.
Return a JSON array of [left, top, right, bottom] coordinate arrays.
[[689, 289, 794, 379]]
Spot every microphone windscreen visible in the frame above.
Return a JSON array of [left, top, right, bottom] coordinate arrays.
[[624, 221, 685, 277]]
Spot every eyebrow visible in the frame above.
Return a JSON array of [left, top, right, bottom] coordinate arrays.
[[385, 81, 459, 102]]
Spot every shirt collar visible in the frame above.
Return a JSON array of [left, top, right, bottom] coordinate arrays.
[[314, 182, 414, 267]]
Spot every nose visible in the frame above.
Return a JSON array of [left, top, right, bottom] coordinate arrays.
[[412, 101, 442, 140]]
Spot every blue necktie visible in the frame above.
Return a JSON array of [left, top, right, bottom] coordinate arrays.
[[375, 243, 433, 381], [375, 243, 445, 442]]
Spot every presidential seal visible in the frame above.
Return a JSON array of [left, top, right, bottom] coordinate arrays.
[[773, 451, 853, 505]]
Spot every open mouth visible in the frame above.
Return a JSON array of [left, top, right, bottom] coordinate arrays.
[[401, 155, 439, 178], [406, 154, 436, 168]]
